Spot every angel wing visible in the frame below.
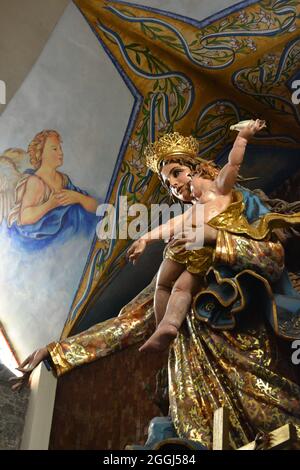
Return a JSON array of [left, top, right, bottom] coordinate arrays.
[[0, 148, 29, 225]]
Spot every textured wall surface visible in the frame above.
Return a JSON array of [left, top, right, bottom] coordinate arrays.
[[0, 365, 29, 450]]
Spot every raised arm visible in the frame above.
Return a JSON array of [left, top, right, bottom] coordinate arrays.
[[215, 119, 266, 195]]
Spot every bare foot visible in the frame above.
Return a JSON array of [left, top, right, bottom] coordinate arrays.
[[139, 323, 178, 353]]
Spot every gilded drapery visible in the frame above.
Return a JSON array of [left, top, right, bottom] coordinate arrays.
[[169, 310, 300, 449]]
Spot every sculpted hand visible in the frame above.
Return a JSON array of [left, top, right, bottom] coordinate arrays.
[[127, 239, 147, 264], [55, 189, 81, 206], [9, 347, 49, 392], [169, 223, 217, 250], [238, 119, 266, 141], [168, 234, 197, 253]]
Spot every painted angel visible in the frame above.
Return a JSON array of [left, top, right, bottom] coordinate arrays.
[[0, 130, 99, 250]]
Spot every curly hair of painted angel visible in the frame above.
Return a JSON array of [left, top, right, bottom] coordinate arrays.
[[27, 130, 62, 169]]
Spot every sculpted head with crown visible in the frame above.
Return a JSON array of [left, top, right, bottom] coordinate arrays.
[[144, 132, 219, 203]]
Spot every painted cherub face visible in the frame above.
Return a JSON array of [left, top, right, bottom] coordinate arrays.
[[160, 161, 193, 202], [41, 135, 64, 168]]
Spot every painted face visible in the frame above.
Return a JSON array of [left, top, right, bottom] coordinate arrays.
[[160, 161, 193, 202], [41, 135, 63, 168]]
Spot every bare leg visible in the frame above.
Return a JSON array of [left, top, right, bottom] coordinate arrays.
[[154, 259, 185, 327], [140, 270, 200, 352]]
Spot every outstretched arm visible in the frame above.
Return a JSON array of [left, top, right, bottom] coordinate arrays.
[[141, 211, 187, 242], [216, 119, 266, 195], [127, 211, 187, 264]]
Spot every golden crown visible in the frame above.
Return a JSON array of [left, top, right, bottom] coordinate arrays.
[[144, 132, 199, 173]]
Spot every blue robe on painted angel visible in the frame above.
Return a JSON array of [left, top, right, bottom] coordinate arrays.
[[6, 169, 98, 251]]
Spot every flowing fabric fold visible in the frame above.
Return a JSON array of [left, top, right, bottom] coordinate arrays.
[[208, 190, 300, 240], [7, 171, 98, 249], [169, 310, 300, 449]]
